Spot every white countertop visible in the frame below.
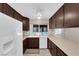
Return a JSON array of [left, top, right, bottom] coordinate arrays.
[[48, 34, 79, 56], [23, 35, 47, 40], [23, 35, 39, 40], [23, 34, 79, 55]]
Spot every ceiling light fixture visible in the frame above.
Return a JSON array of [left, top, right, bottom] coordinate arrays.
[[37, 16, 41, 19], [37, 12, 42, 19]]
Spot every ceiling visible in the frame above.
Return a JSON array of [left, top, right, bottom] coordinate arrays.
[[8, 3, 64, 20]]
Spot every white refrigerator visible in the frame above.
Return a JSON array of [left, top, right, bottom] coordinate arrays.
[[0, 13, 23, 56]]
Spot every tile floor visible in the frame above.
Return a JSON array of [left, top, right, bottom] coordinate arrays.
[[24, 49, 51, 56]]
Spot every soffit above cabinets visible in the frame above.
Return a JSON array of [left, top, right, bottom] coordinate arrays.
[[8, 3, 64, 20]]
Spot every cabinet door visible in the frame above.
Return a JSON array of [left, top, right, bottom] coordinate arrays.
[[47, 38, 50, 48], [48, 39, 52, 54], [56, 47, 67, 56], [2, 3, 14, 17], [27, 38, 39, 49], [23, 17, 29, 31], [49, 40, 57, 56], [47, 39, 67, 56], [0, 3, 2, 12], [49, 14, 56, 29], [51, 15, 56, 29], [49, 17, 53, 29], [14, 11, 22, 21], [48, 39, 56, 56], [32, 38, 39, 48], [55, 6, 64, 28], [64, 3, 79, 27], [23, 39, 28, 53]]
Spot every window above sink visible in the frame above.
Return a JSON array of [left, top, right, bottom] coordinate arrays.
[[33, 25, 48, 36]]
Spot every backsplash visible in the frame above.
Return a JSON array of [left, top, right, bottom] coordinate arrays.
[[49, 29, 64, 39], [49, 28, 79, 43], [23, 31, 30, 36], [64, 28, 79, 43]]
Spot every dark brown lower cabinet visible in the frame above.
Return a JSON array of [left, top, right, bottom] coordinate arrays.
[[56, 47, 67, 56], [27, 38, 39, 49], [47, 38, 67, 56], [23, 38, 28, 53], [23, 37, 39, 53]]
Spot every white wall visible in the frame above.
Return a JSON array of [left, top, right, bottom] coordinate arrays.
[[0, 13, 23, 56], [30, 19, 49, 35]]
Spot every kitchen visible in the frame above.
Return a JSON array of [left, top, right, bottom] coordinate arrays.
[[0, 3, 79, 56]]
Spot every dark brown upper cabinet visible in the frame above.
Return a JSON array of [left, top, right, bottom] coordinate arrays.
[[49, 14, 56, 29], [55, 6, 64, 28], [23, 17, 29, 31], [0, 3, 30, 31], [49, 3, 79, 28], [0, 3, 2, 12], [2, 3, 14, 18], [49, 17, 52, 29], [2, 3, 23, 21], [64, 3, 79, 27], [0, 3, 29, 22], [52, 14, 56, 29], [14, 11, 22, 21], [49, 5, 64, 29]]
